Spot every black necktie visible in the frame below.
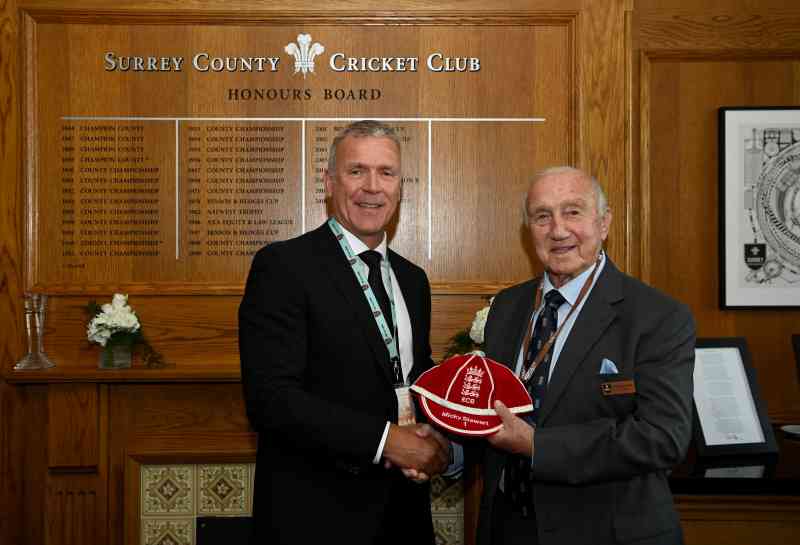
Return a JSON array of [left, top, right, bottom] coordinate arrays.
[[506, 289, 566, 517], [359, 250, 394, 334]]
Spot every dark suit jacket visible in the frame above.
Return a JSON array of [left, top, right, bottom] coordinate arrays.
[[477, 259, 695, 545], [239, 223, 436, 545]]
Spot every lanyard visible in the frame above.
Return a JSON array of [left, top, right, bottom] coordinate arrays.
[[328, 218, 404, 385], [520, 254, 602, 384]]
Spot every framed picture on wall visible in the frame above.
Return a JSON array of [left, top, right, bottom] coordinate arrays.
[[692, 338, 778, 457], [718, 107, 800, 309]]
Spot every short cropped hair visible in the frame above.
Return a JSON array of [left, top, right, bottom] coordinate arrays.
[[523, 166, 609, 224], [326, 120, 402, 174]]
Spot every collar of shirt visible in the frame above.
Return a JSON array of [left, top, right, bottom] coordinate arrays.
[[516, 251, 607, 380], [541, 250, 606, 309], [338, 226, 388, 261]]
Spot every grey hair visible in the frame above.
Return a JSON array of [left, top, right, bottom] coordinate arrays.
[[522, 166, 609, 224], [326, 120, 402, 174]]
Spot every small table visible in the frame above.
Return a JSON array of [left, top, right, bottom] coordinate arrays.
[[669, 425, 800, 545]]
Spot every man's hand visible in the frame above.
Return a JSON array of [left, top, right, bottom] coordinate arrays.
[[487, 400, 534, 456], [397, 424, 452, 482], [383, 423, 450, 479]]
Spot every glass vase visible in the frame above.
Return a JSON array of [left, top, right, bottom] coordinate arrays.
[[98, 337, 134, 369], [14, 293, 55, 370]]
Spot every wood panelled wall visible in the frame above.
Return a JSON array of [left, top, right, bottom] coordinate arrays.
[[632, 0, 800, 421], [2, 1, 800, 545]]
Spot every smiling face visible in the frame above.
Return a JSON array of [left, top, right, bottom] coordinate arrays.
[[526, 170, 611, 288], [324, 135, 402, 249]]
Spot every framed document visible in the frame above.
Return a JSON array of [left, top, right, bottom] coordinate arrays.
[[718, 107, 800, 309], [692, 338, 778, 456], [703, 464, 766, 479], [692, 453, 777, 482]]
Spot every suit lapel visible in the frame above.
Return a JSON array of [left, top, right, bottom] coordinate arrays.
[[311, 224, 395, 385], [537, 260, 623, 424], [388, 251, 422, 380], [502, 282, 538, 371]]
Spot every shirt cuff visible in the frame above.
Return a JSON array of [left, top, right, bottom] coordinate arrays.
[[373, 421, 391, 464], [443, 442, 465, 477]]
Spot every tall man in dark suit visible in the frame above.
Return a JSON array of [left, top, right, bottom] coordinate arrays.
[[477, 167, 695, 545], [239, 120, 451, 545]]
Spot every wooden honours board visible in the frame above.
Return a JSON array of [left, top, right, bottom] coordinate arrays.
[[27, 18, 575, 293]]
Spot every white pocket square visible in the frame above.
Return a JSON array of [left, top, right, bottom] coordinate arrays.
[[599, 358, 619, 375]]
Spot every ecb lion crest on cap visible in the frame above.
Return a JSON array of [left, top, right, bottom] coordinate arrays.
[[410, 353, 533, 436]]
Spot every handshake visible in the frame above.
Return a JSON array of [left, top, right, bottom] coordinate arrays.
[[382, 423, 452, 483]]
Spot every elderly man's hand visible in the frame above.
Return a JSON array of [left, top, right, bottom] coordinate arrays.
[[486, 400, 534, 456], [383, 423, 450, 479]]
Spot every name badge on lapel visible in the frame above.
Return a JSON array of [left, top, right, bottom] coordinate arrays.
[[601, 380, 636, 396]]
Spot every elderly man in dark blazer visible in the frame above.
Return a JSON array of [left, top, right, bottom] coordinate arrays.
[[239, 120, 451, 545], [477, 167, 695, 545]]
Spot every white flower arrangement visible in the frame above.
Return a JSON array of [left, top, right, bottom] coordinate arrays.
[[85, 294, 162, 368], [442, 297, 494, 360], [468, 302, 492, 345], [87, 293, 141, 347]]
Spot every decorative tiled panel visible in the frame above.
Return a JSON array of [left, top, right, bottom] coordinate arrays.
[[197, 464, 250, 515], [139, 464, 463, 545], [142, 518, 194, 545], [140, 463, 255, 545], [431, 475, 464, 512], [431, 475, 464, 545], [433, 515, 464, 545], [141, 465, 194, 515]]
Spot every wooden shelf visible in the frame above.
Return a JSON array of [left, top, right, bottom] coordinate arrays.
[[4, 365, 241, 383]]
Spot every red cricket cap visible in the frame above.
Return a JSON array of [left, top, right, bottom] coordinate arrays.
[[410, 353, 533, 436]]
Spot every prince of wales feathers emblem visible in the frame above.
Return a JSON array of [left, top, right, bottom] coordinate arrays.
[[285, 34, 325, 78]]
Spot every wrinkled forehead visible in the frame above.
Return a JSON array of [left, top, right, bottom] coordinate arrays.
[[527, 172, 596, 208], [335, 134, 402, 164]]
